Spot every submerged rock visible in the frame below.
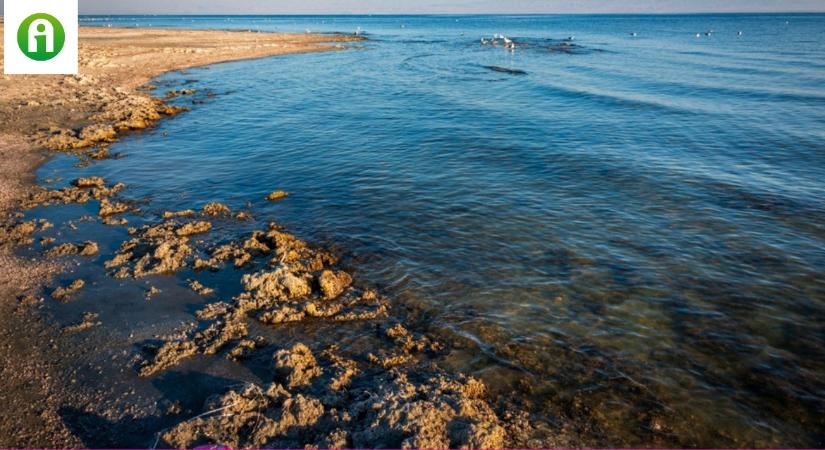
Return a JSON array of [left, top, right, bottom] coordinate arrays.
[[163, 209, 195, 219], [87, 147, 111, 160]]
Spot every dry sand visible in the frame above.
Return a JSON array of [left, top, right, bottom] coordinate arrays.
[[0, 24, 359, 447]]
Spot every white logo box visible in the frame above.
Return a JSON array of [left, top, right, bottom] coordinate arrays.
[[4, 0, 78, 74]]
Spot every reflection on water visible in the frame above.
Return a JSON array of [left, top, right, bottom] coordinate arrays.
[[31, 13, 825, 446]]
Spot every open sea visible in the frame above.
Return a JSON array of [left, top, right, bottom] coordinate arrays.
[[29, 14, 825, 446]]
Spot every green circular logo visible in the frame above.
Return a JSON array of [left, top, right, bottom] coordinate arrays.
[[17, 13, 66, 61]]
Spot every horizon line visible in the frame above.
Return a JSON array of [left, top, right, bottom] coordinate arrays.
[[71, 11, 825, 16]]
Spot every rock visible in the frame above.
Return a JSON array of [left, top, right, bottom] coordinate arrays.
[[18, 294, 43, 307], [165, 88, 197, 98], [133, 238, 192, 276], [202, 202, 231, 216], [72, 176, 106, 189], [189, 280, 215, 296], [139, 341, 198, 377], [44, 243, 79, 257], [87, 147, 111, 160], [99, 198, 130, 217], [78, 124, 117, 145], [176, 221, 212, 236], [64, 312, 101, 333], [79, 241, 99, 256], [102, 216, 129, 226], [1, 220, 37, 246], [317, 270, 352, 300], [267, 191, 289, 201], [274, 343, 322, 388], [162, 384, 324, 448], [163, 209, 195, 219], [242, 267, 311, 301], [51, 279, 85, 301], [159, 354, 510, 449], [104, 251, 133, 269], [44, 241, 98, 257]]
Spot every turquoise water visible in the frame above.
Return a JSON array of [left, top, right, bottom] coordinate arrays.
[[43, 14, 825, 445]]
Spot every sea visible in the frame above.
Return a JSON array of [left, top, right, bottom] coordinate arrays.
[[28, 13, 825, 446]]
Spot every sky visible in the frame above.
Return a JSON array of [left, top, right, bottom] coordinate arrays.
[[2, 0, 825, 15]]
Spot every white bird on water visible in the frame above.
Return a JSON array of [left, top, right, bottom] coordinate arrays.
[[630, 32, 638, 37]]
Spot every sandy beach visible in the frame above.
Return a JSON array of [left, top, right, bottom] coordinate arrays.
[[0, 25, 363, 446]]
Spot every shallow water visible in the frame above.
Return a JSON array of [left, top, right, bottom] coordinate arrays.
[[33, 14, 825, 446]]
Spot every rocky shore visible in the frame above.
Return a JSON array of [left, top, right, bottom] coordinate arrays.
[[0, 24, 360, 447], [0, 25, 539, 447]]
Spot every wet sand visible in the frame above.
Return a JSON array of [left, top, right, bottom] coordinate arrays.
[[0, 25, 362, 446]]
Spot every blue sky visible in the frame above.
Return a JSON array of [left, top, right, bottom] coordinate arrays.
[[3, 0, 825, 15]]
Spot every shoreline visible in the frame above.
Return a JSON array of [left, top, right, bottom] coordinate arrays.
[[0, 25, 361, 446], [0, 25, 534, 448]]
